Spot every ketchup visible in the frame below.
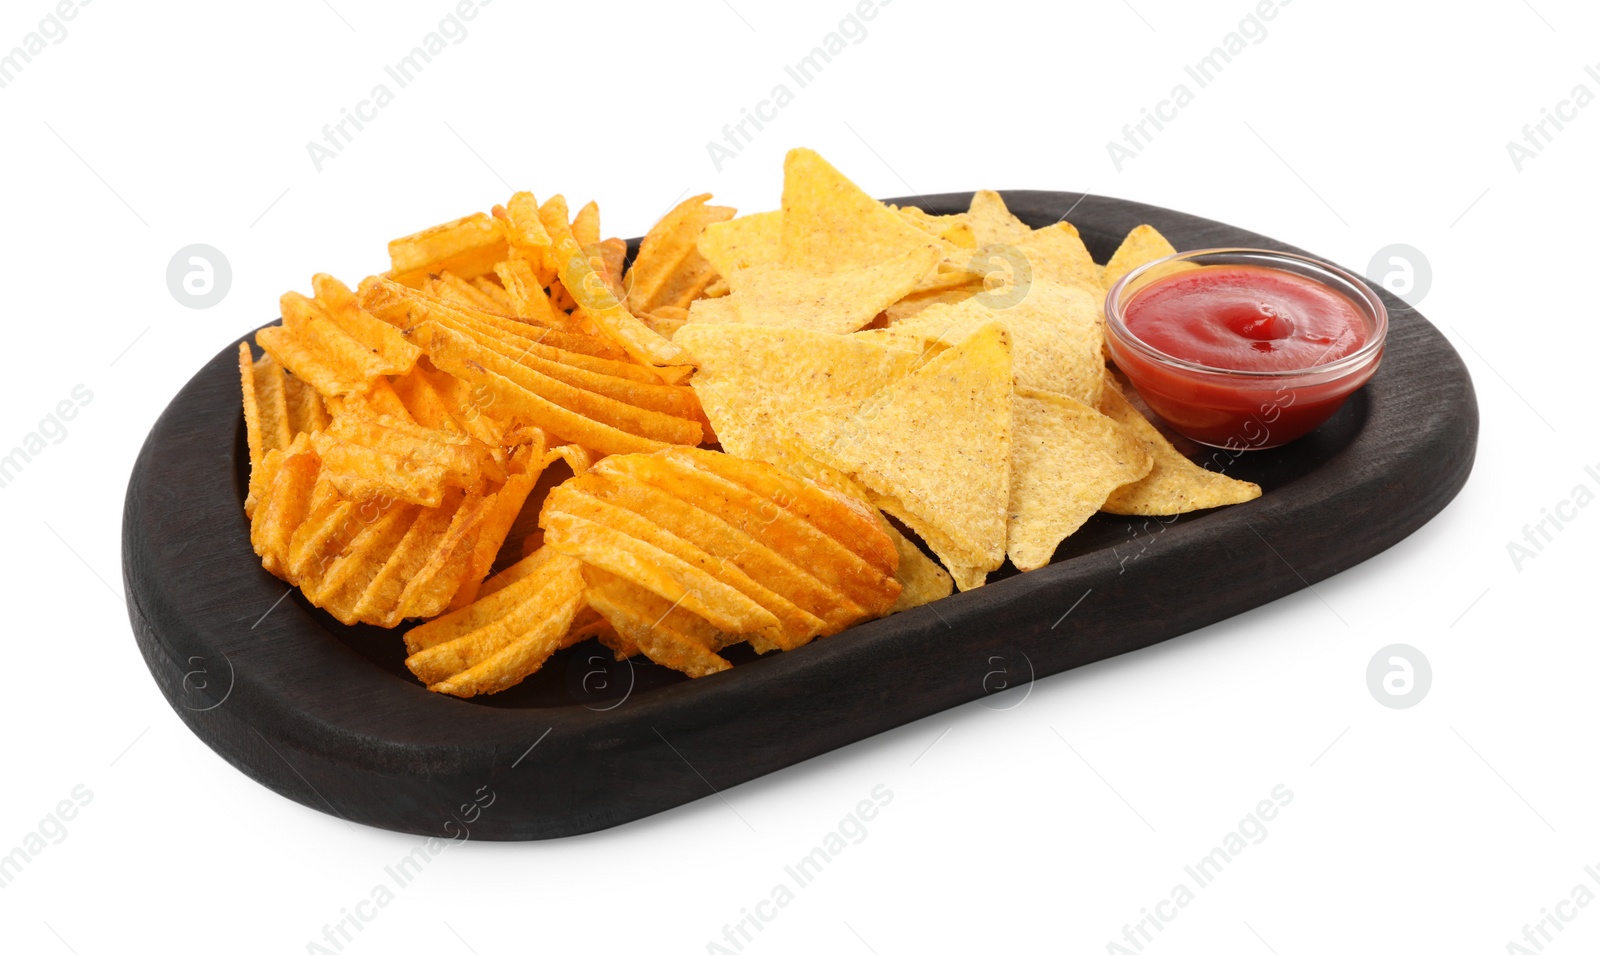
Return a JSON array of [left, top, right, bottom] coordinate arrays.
[[1110, 264, 1380, 449]]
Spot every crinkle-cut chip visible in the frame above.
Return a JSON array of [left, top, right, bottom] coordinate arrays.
[[1097, 380, 1262, 515], [311, 502, 421, 624], [286, 473, 355, 582], [412, 323, 703, 453], [240, 345, 292, 464], [448, 444, 550, 611], [884, 286, 980, 325], [424, 589, 588, 696], [408, 313, 703, 421], [249, 437, 320, 577], [255, 323, 371, 399], [584, 568, 732, 678], [282, 371, 329, 438], [469, 545, 561, 607], [559, 470, 830, 647], [1006, 387, 1154, 571], [571, 200, 601, 249], [879, 279, 1104, 407], [589, 238, 629, 303], [788, 323, 1012, 590], [494, 192, 554, 268], [698, 210, 782, 278], [428, 270, 509, 314], [330, 377, 416, 424], [406, 550, 588, 684], [673, 323, 920, 462], [542, 485, 786, 640], [324, 413, 496, 485], [396, 487, 493, 621], [595, 450, 900, 626], [705, 245, 941, 335], [353, 489, 463, 626], [544, 442, 594, 475], [895, 206, 976, 249], [311, 273, 423, 371], [637, 305, 689, 338], [493, 257, 559, 325], [388, 211, 508, 288], [564, 606, 626, 658], [474, 276, 514, 310], [1013, 222, 1102, 293], [627, 194, 736, 314], [538, 194, 691, 377], [362, 276, 634, 364], [884, 523, 953, 613], [1103, 224, 1187, 290], [964, 190, 1033, 246], [780, 148, 944, 271]]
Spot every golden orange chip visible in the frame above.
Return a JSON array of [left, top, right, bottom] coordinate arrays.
[[584, 567, 732, 677], [627, 194, 736, 314], [388, 211, 507, 288]]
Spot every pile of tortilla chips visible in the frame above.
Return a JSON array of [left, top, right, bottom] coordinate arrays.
[[238, 147, 1260, 697]]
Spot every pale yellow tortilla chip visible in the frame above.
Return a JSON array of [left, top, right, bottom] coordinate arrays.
[[878, 278, 1104, 407], [964, 190, 1033, 245], [780, 148, 941, 270], [674, 323, 921, 460], [895, 206, 976, 249], [884, 286, 980, 325], [788, 323, 1013, 590], [1098, 379, 1262, 514], [699, 244, 941, 335], [1014, 222, 1102, 294], [698, 210, 782, 278], [1103, 224, 1182, 290], [885, 523, 954, 612], [1006, 387, 1154, 570]]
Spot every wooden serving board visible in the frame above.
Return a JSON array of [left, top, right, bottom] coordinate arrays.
[[123, 192, 1478, 840]]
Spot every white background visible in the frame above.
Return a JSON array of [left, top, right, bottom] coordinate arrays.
[[1, 0, 1594, 952]]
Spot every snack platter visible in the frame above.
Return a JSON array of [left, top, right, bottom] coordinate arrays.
[[124, 187, 1477, 840]]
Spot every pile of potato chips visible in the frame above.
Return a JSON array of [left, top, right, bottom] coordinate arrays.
[[238, 147, 1260, 697]]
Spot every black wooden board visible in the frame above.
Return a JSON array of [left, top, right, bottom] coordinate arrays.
[[122, 192, 1478, 839]]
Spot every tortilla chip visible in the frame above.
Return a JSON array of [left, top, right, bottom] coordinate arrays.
[[698, 210, 783, 278], [1014, 222, 1102, 294], [780, 148, 940, 270], [879, 278, 1103, 406], [704, 244, 942, 335], [788, 323, 1012, 589], [885, 523, 954, 612], [1006, 387, 1153, 570], [1103, 224, 1181, 289], [1098, 379, 1262, 514], [673, 323, 920, 460], [964, 190, 1033, 245]]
